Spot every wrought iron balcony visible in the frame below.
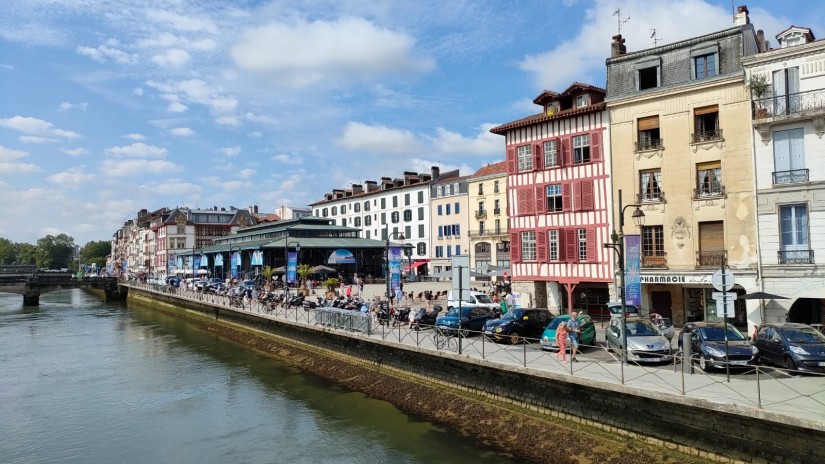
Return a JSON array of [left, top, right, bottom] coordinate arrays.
[[642, 252, 668, 268], [692, 185, 726, 200], [635, 138, 664, 151], [475, 210, 487, 219], [469, 229, 507, 238], [778, 249, 814, 264], [772, 169, 809, 185], [696, 250, 726, 268], [691, 128, 724, 143], [753, 89, 825, 119], [636, 191, 666, 203]]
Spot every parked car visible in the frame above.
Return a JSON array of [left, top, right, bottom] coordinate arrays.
[[242, 280, 257, 289], [754, 323, 825, 373], [606, 302, 640, 318], [435, 307, 496, 336], [483, 308, 552, 344], [165, 276, 181, 287], [605, 317, 672, 363], [446, 290, 499, 312], [540, 313, 596, 351], [652, 316, 675, 340], [677, 322, 758, 371]]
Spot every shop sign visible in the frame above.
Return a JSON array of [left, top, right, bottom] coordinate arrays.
[[641, 274, 713, 284]]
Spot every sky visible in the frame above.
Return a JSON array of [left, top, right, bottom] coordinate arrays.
[[0, 0, 819, 246]]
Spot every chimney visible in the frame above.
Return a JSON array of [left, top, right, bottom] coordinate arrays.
[[365, 180, 378, 192], [611, 34, 626, 57], [734, 5, 749, 26], [351, 183, 363, 194], [431, 166, 440, 179], [756, 29, 766, 52]]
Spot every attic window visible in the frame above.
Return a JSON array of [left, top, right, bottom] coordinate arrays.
[[639, 67, 659, 90], [576, 95, 588, 108]]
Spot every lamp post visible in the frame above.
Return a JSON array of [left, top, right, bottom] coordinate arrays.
[[404, 245, 414, 282], [603, 189, 645, 365], [385, 228, 405, 300]]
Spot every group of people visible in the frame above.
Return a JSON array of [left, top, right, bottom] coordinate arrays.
[[554, 311, 581, 364]]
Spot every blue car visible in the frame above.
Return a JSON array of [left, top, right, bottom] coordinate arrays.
[[435, 307, 496, 336]]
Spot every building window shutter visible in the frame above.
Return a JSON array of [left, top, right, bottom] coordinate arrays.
[[581, 180, 594, 210], [511, 232, 522, 263], [507, 147, 516, 174], [535, 185, 546, 213], [561, 137, 571, 166], [586, 228, 596, 261], [533, 143, 543, 171], [536, 229, 548, 263], [562, 183, 572, 212], [573, 180, 583, 211], [590, 131, 602, 162], [518, 187, 535, 215], [557, 229, 566, 261], [564, 229, 577, 263]]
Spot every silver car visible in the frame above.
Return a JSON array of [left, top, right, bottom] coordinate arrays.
[[605, 317, 673, 363]]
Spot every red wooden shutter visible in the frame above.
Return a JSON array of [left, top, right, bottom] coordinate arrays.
[[581, 180, 594, 211], [561, 137, 571, 166], [510, 232, 521, 264], [586, 228, 596, 262], [573, 180, 582, 211], [590, 131, 602, 162], [535, 185, 546, 213], [507, 147, 516, 174], [536, 229, 548, 263], [562, 183, 572, 212], [564, 229, 577, 263], [534, 143, 542, 171]]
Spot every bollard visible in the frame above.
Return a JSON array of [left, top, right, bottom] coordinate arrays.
[[682, 331, 693, 375]]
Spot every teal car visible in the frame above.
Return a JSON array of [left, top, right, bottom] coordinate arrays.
[[540, 314, 596, 351]]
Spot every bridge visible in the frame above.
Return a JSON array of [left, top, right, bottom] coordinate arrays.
[[0, 268, 126, 306]]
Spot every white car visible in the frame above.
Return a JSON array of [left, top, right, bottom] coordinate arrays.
[[447, 290, 499, 312]]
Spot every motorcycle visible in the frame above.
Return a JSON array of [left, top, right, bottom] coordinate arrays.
[[392, 307, 411, 327], [412, 305, 442, 331], [284, 294, 305, 308]]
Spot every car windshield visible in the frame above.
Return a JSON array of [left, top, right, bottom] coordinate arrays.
[[475, 294, 494, 304], [609, 305, 638, 314], [784, 327, 825, 344], [699, 326, 745, 341], [626, 322, 660, 336], [546, 317, 569, 329], [501, 309, 525, 320], [445, 308, 471, 318]]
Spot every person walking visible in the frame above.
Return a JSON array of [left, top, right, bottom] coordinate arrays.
[[505, 291, 514, 313], [568, 311, 581, 362], [556, 321, 569, 363], [499, 293, 508, 316]]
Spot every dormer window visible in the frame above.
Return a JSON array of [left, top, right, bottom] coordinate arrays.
[[545, 102, 558, 116], [576, 95, 588, 108], [635, 56, 661, 90]]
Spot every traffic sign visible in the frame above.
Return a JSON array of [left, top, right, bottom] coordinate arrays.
[[711, 269, 735, 291], [715, 299, 736, 318], [711, 292, 738, 301]]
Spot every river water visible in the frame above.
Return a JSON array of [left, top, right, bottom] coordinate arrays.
[[0, 290, 517, 464]]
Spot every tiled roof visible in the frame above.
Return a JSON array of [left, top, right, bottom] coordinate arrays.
[[471, 161, 507, 178], [489, 102, 607, 134], [432, 174, 470, 185], [560, 82, 606, 96]]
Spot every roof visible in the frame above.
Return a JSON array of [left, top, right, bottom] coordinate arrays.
[[200, 235, 404, 253], [432, 174, 470, 185], [471, 161, 507, 178], [776, 25, 815, 41], [560, 82, 606, 96], [490, 102, 607, 134]]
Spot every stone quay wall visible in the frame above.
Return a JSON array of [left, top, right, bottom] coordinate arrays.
[[126, 286, 824, 464]]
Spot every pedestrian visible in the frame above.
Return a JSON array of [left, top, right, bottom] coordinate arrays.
[[395, 287, 403, 304], [358, 276, 364, 296], [346, 285, 352, 298], [499, 293, 508, 316], [556, 321, 569, 363], [505, 290, 514, 313], [568, 311, 581, 362], [425, 290, 432, 310]]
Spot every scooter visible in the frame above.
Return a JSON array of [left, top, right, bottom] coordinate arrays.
[[284, 294, 305, 308], [392, 307, 411, 327], [412, 305, 442, 331]]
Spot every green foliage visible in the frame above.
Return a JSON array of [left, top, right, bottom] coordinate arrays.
[[323, 277, 339, 291], [297, 264, 312, 282], [35, 234, 75, 269], [261, 265, 275, 281], [79, 240, 111, 269], [748, 73, 770, 98], [16, 243, 37, 265], [0, 238, 16, 264]]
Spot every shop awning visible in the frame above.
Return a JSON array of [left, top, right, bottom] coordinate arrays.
[[403, 260, 429, 271]]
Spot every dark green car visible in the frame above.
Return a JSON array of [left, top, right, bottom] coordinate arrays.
[[541, 314, 596, 351]]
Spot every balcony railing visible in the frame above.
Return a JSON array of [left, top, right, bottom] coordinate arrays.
[[642, 252, 668, 268], [635, 138, 664, 151], [753, 88, 825, 119], [692, 185, 726, 200], [475, 210, 487, 219], [778, 249, 814, 264], [772, 169, 809, 185], [493, 208, 501, 215], [469, 229, 507, 238], [636, 191, 666, 203], [691, 128, 723, 143], [696, 250, 726, 268]]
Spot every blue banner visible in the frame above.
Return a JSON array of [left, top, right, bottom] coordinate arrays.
[[214, 254, 223, 266], [168, 255, 175, 274], [193, 255, 201, 270], [231, 252, 241, 278], [624, 234, 642, 308], [287, 251, 297, 284], [389, 246, 402, 295], [251, 250, 263, 266], [177, 256, 183, 269]]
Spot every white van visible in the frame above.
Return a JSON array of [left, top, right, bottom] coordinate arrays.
[[447, 290, 499, 312]]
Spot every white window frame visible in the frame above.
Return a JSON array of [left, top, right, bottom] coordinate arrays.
[[517, 145, 533, 172], [544, 140, 558, 167], [521, 231, 537, 261], [548, 230, 559, 261], [578, 228, 587, 262], [546, 184, 563, 212], [573, 134, 590, 164]]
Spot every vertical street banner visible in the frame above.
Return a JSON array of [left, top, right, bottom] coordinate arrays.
[[287, 251, 297, 284], [624, 234, 642, 308], [389, 246, 402, 295], [251, 250, 263, 266], [168, 255, 174, 275], [193, 255, 201, 270], [231, 252, 241, 278]]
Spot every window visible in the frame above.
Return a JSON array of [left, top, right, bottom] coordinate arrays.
[[494, 219, 501, 234], [322, 208, 328, 217], [637, 116, 661, 150], [476, 242, 491, 253], [417, 242, 426, 256], [578, 229, 587, 262], [366, 230, 371, 239], [404, 193, 410, 206], [446, 204, 451, 215], [454, 225, 460, 236], [435, 246, 443, 258], [478, 184, 484, 195], [437, 186, 443, 197], [549, 230, 559, 261], [381, 212, 386, 225], [638, 65, 660, 90], [479, 220, 485, 234], [392, 196, 398, 208], [455, 245, 460, 256], [437, 205, 443, 216], [494, 199, 500, 214], [354, 203, 360, 213], [773, 128, 806, 184], [494, 180, 499, 193], [544, 140, 558, 167], [478, 201, 485, 214], [438, 226, 443, 237], [521, 231, 537, 261], [696, 162, 722, 197], [418, 224, 425, 238], [573, 134, 590, 164], [418, 191, 424, 203], [403, 210, 412, 221], [354, 217, 361, 227], [341, 205, 347, 214], [391, 211, 400, 223], [779, 204, 810, 263], [405, 226, 412, 239], [418, 207, 424, 220], [640, 170, 663, 201], [341, 218, 346, 227], [446, 246, 452, 257], [364, 201, 370, 212], [546, 184, 563, 212], [576, 94, 588, 108], [331, 206, 338, 215], [773, 67, 801, 114], [693, 105, 720, 142], [694, 53, 716, 79], [642, 226, 665, 259], [517, 145, 533, 172], [381, 198, 386, 209], [454, 202, 459, 213], [177, 225, 185, 234], [364, 215, 372, 226]]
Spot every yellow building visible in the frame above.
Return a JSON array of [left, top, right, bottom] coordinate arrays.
[[605, 8, 764, 329], [467, 161, 510, 278]]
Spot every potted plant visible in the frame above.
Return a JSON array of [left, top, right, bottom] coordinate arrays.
[[296, 263, 312, 296], [748, 73, 770, 118], [323, 277, 340, 299]]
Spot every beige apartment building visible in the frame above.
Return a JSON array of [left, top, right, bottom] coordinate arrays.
[[429, 174, 470, 274], [605, 7, 764, 330], [467, 161, 510, 275]]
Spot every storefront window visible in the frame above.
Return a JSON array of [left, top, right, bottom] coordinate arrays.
[[685, 288, 746, 326]]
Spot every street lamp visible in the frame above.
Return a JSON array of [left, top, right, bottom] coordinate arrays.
[[603, 189, 645, 365], [385, 229, 405, 300]]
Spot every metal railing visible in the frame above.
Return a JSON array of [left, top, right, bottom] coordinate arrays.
[[778, 249, 814, 265], [475, 210, 487, 219], [753, 88, 825, 119], [468, 229, 508, 238], [692, 185, 726, 199], [773, 169, 809, 185], [635, 138, 664, 151], [636, 191, 665, 204], [696, 250, 726, 268]]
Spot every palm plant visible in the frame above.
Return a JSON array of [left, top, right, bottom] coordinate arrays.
[[297, 263, 312, 295], [323, 277, 340, 298]]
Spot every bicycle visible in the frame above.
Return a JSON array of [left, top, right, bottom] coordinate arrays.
[[433, 327, 458, 351]]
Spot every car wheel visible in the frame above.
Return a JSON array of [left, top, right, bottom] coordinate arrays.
[[783, 356, 797, 373], [698, 354, 710, 372], [508, 331, 520, 345], [459, 327, 469, 338]]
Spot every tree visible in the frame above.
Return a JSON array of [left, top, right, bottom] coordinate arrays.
[[0, 237, 16, 264], [16, 243, 37, 265], [35, 234, 75, 269], [79, 240, 111, 269]]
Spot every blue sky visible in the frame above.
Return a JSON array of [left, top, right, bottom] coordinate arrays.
[[0, 0, 818, 246]]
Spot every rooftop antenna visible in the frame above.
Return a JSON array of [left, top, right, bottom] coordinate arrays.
[[651, 28, 661, 47], [613, 8, 630, 35]]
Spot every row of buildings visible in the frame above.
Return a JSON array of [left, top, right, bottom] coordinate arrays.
[[111, 6, 824, 333]]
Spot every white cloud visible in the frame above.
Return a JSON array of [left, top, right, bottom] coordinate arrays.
[[146, 78, 237, 115], [100, 159, 182, 177], [136, 32, 217, 52], [19, 135, 58, 144], [124, 133, 145, 140], [169, 127, 194, 137], [431, 124, 502, 156], [167, 101, 188, 113], [146, 10, 219, 34], [60, 147, 89, 156], [238, 168, 255, 179], [272, 153, 301, 164], [230, 17, 436, 88], [244, 112, 278, 124], [47, 168, 97, 187], [335, 122, 425, 155], [214, 115, 240, 127], [0, 161, 40, 173], [137, 180, 201, 196], [105, 142, 167, 158], [76, 39, 138, 65], [151, 48, 190, 68], [221, 180, 250, 191], [0, 145, 28, 161], [248, 131, 262, 139], [0, 116, 80, 139], [220, 146, 241, 157], [133, 87, 144, 96], [58, 101, 89, 112]]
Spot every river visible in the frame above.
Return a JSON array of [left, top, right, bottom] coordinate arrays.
[[0, 289, 517, 464]]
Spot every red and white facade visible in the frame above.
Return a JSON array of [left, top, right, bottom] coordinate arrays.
[[491, 83, 615, 313]]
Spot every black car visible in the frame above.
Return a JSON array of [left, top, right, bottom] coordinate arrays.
[[483, 308, 552, 344], [754, 323, 825, 373], [165, 276, 181, 287], [677, 322, 758, 371]]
